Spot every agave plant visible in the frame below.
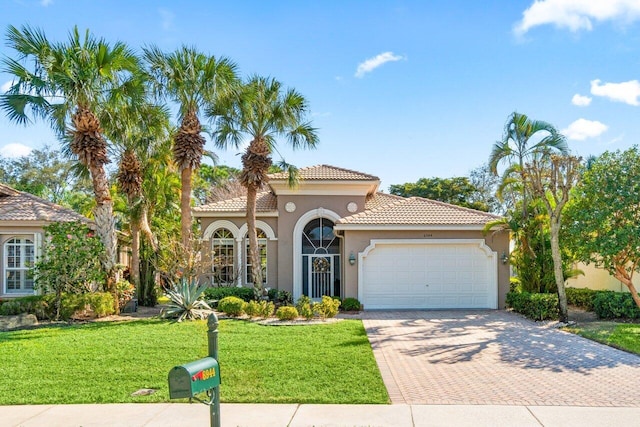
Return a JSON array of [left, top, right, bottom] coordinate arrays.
[[162, 279, 212, 322]]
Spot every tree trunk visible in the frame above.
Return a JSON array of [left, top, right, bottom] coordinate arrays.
[[613, 269, 640, 310], [131, 219, 140, 290], [246, 184, 262, 298], [90, 164, 119, 314], [139, 207, 158, 252], [180, 167, 193, 250], [549, 219, 568, 322]]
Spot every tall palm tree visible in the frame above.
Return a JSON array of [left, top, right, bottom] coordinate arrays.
[[0, 25, 144, 305], [108, 101, 171, 288], [489, 112, 569, 219], [212, 75, 319, 295], [143, 45, 238, 249]]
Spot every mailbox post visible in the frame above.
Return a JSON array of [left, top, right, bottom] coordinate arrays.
[[168, 313, 221, 427]]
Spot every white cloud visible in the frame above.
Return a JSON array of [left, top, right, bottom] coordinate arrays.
[[40, 0, 53, 6], [0, 143, 33, 158], [590, 79, 640, 105], [571, 93, 592, 106], [514, 0, 640, 36], [355, 52, 405, 78], [158, 8, 175, 31], [561, 118, 608, 140]]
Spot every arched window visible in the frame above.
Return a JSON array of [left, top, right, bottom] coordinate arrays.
[[245, 229, 267, 285], [5, 237, 35, 294], [211, 229, 235, 285], [301, 218, 340, 298]]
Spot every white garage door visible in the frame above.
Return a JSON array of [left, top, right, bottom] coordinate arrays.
[[360, 240, 497, 309]]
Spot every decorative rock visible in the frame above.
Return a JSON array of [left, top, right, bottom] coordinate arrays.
[[0, 313, 38, 331]]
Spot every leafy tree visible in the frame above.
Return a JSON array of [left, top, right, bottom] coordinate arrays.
[[0, 146, 91, 204], [193, 164, 241, 204], [564, 147, 640, 310], [0, 25, 145, 308], [143, 45, 238, 249], [525, 155, 581, 322], [34, 221, 105, 320], [212, 75, 318, 296], [390, 176, 491, 211], [468, 163, 502, 214]]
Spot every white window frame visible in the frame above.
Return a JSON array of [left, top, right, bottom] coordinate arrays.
[[211, 228, 236, 286], [4, 236, 36, 295], [244, 229, 267, 286]]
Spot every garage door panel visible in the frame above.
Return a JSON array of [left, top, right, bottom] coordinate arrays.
[[361, 241, 497, 309]]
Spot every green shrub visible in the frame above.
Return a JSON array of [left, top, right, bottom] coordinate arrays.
[[218, 296, 247, 317], [260, 301, 275, 318], [313, 295, 341, 319], [341, 297, 361, 311], [294, 295, 313, 319], [268, 289, 293, 305], [276, 306, 299, 321], [245, 300, 273, 318], [203, 287, 255, 304], [565, 287, 598, 311], [593, 291, 640, 319], [0, 299, 22, 315], [84, 293, 117, 317], [506, 290, 559, 321]]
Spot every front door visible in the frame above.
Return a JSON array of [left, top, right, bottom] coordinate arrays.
[[301, 218, 341, 299]]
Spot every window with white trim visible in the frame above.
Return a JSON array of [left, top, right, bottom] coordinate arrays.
[[211, 229, 235, 285], [245, 229, 267, 285], [5, 237, 35, 294]]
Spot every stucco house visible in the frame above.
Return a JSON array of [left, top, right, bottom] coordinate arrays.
[[0, 183, 89, 299], [193, 165, 511, 310]]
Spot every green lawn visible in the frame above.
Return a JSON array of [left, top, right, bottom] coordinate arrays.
[[0, 319, 388, 405], [565, 322, 640, 355]]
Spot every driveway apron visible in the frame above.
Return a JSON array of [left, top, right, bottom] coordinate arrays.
[[362, 310, 640, 406]]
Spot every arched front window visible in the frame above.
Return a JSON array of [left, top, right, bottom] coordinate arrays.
[[301, 218, 340, 299], [245, 229, 267, 285], [211, 229, 235, 285], [5, 237, 35, 294]]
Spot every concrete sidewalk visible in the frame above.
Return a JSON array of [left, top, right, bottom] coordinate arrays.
[[3, 403, 640, 427]]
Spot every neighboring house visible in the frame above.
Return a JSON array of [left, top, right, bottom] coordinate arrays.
[[567, 263, 639, 293], [193, 165, 511, 310], [0, 183, 89, 298]]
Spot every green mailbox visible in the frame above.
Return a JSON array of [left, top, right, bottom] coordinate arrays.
[[168, 357, 220, 399]]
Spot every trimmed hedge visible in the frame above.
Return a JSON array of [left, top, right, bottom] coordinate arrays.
[[0, 293, 114, 320], [217, 296, 247, 317], [506, 290, 559, 321], [593, 291, 640, 319], [203, 286, 255, 304], [565, 287, 598, 311], [341, 297, 361, 312]]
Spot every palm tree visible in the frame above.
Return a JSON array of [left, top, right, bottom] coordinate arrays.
[[212, 75, 319, 295], [489, 112, 568, 220], [0, 25, 144, 306], [108, 101, 171, 289], [143, 45, 238, 249]]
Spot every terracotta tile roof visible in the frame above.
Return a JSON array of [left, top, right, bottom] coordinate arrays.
[[268, 164, 379, 181], [364, 192, 405, 210], [337, 197, 501, 226], [193, 191, 277, 213], [0, 183, 89, 222]]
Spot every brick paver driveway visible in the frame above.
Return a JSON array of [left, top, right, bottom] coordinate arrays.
[[362, 310, 640, 406]]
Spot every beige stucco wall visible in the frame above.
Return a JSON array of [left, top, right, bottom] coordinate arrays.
[[567, 262, 638, 293], [341, 229, 511, 308], [274, 194, 368, 293]]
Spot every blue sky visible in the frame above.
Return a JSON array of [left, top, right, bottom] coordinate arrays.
[[2, 0, 640, 190]]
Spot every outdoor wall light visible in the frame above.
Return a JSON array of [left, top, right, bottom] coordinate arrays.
[[349, 251, 356, 265], [501, 251, 509, 264]]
